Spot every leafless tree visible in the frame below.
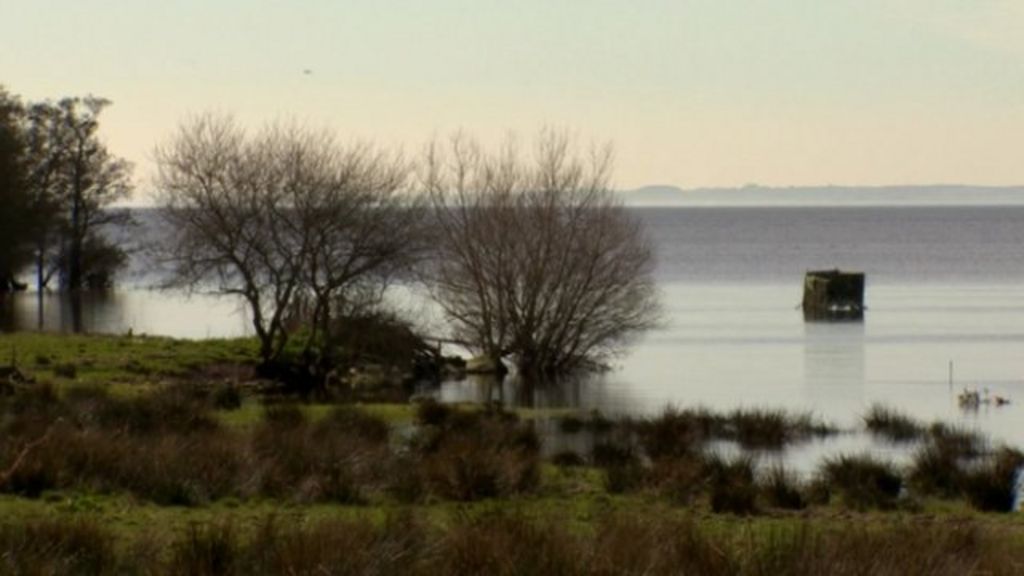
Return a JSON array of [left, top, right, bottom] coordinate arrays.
[[421, 132, 659, 376], [154, 115, 425, 374]]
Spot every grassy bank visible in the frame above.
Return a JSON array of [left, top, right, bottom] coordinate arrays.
[[1, 332, 1023, 573]]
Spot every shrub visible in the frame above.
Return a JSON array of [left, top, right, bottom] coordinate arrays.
[[928, 423, 985, 459], [53, 362, 78, 379], [95, 384, 219, 434], [820, 454, 903, 510], [411, 407, 540, 501], [909, 442, 965, 498], [261, 402, 307, 429], [761, 466, 806, 510], [705, 455, 759, 515], [7, 381, 61, 417], [590, 513, 733, 575], [604, 460, 647, 494], [726, 409, 835, 450], [727, 409, 791, 449], [558, 414, 585, 434], [317, 405, 391, 444], [170, 522, 239, 576], [592, 439, 638, 468], [650, 455, 706, 503], [423, 512, 581, 576], [631, 408, 710, 460], [121, 433, 246, 505], [551, 450, 586, 467], [586, 410, 616, 434], [246, 514, 424, 575], [415, 398, 452, 427], [211, 383, 242, 410], [0, 517, 116, 575], [252, 408, 389, 503], [0, 420, 74, 496], [417, 418, 540, 501], [961, 447, 1024, 512], [863, 404, 924, 442]]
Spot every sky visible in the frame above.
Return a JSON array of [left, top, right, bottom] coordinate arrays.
[[4, 0, 1024, 199]]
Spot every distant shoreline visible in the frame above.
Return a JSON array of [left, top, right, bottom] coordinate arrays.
[[621, 184, 1024, 207]]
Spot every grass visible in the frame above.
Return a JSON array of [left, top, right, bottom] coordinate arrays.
[[1, 509, 1023, 575], [0, 331, 258, 387], [1, 384, 542, 506], [961, 447, 1024, 513], [628, 407, 836, 457], [864, 403, 925, 442], [705, 454, 759, 515], [819, 454, 904, 511], [761, 466, 807, 510], [3, 332, 1024, 570]]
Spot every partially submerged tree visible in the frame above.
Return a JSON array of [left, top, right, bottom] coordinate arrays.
[[23, 97, 133, 290], [422, 132, 659, 376], [0, 87, 32, 291], [154, 115, 425, 377]]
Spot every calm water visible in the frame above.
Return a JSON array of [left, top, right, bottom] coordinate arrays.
[[447, 206, 1024, 466], [3, 205, 1024, 465]]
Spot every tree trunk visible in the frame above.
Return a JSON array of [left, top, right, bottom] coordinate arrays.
[[67, 194, 82, 290]]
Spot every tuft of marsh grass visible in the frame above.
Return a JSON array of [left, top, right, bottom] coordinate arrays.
[[411, 405, 541, 501], [961, 446, 1024, 513], [630, 407, 836, 457], [705, 454, 759, 515], [170, 522, 239, 576], [819, 454, 903, 511], [414, 397, 451, 427], [631, 407, 711, 460], [551, 450, 586, 467], [927, 423, 986, 460], [761, 466, 807, 510], [0, 517, 116, 575], [558, 414, 586, 433], [863, 404, 924, 442], [725, 408, 834, 449], [909, 442, 965, 498]]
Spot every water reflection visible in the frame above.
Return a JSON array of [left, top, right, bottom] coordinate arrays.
[[439, 374, 586, 408], [437, 370, 642, 415], [802, 321, 866, 423]]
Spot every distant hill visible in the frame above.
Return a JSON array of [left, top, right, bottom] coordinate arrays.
[[621, 185, 1024, 207]]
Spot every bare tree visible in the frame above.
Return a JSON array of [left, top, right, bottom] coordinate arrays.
[[154, 115, 425, 376], [422, 132, 659, 376]]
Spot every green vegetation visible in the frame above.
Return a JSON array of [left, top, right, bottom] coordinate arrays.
[[0, 88, 134, 292], [0, 331, 257, 388], [1, 332, 1023, 574], [864, 403, 925, 442], [1, 506, 1023, 575]]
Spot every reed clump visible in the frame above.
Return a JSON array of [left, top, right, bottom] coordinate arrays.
[[863, 404, 925, 442], [409, 404, 541, 501], [819, 454, 903, 510]]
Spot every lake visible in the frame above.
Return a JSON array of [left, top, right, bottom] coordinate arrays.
[[3, 205, 1024, 468]]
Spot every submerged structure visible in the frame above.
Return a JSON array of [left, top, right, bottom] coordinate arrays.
[[802, 269, 865, 321]]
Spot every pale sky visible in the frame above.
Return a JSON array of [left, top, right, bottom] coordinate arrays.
[[4, 0, 1024, 198]]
